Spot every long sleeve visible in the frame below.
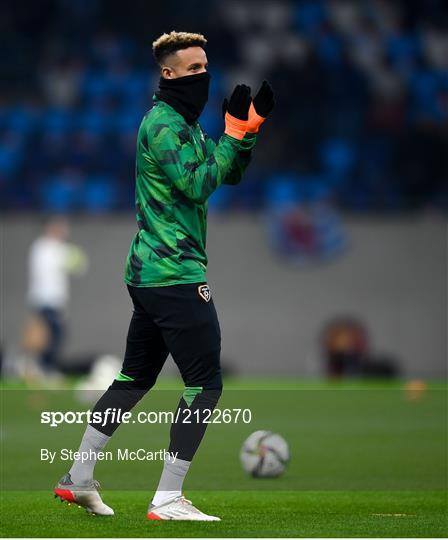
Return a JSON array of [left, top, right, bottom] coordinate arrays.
[[147, 121, 253, 204], [205, 133, 257, 186]]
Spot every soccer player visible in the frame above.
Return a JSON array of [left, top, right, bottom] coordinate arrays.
[[54, 31, 274, 521], [27, 218, 88, 375]]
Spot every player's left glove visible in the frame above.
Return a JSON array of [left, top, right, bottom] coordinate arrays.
[[247, 80, 275, 133]]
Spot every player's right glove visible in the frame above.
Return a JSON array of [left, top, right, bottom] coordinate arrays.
[[247, 80, 275, 133], [223, 84, 251, 140]]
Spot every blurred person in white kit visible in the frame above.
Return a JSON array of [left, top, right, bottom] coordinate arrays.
[[27, 217, 88, 374]]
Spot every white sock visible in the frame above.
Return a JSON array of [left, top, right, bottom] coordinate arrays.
[[69, 425, 110, 485], [151, 457, 191, 507]]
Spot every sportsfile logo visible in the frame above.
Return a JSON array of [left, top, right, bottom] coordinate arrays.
[[198, 284, 211, 302], [40, 407, 252, 427]]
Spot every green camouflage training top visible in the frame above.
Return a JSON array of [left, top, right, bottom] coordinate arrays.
[[124, 97, 257, 287]]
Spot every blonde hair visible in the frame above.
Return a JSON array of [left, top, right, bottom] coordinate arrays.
[[152, 31, 207, 65]]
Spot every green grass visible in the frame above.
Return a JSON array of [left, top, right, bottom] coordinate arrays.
[[1, 378, 447, 537], [1, 491, 447, 537]]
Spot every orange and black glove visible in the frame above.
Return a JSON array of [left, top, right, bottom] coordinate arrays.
[[223, 84, 251, 140], [247, 80, 275, 133]]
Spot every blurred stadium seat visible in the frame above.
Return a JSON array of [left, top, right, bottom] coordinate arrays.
[[0, 0, 447, 212]]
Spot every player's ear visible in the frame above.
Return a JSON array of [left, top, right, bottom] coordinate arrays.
[[161, 66, 174, 79]]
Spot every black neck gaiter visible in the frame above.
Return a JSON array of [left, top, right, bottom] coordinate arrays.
[[156, 72, 211, 124]]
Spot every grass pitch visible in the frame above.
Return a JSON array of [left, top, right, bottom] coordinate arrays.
[[1, 378, 447, 537], [1, 490, 447, 537]]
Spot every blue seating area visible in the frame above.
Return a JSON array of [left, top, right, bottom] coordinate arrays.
[[1, 0, 447, 212]]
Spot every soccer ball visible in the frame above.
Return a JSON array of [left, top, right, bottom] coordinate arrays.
[[240, 430, 289, 478]]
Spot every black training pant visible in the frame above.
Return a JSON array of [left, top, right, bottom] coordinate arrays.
[[122, 283, 222, 389], [91, 282, 222, 460], [37, 307, 64, 372]]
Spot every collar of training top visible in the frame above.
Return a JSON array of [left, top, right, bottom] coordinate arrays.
[[155, 72, 211, 125]]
